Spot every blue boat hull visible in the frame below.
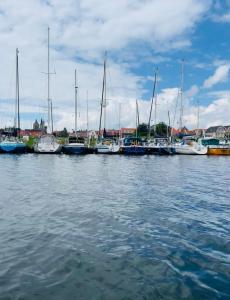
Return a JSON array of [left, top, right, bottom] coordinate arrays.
[[145, 146, 174, 155], [120, 146, 146, 155], [62, 145, 92, 155], [0, 143, 26, 154]]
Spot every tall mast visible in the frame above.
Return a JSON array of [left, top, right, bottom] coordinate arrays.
[[98, 53, 106, 139], [51, 100, 53, 133], [103, 52, 107, 131], [136, 99, 140, 138], [167, 110, 170, 140], [74, 69, 78, 135], [15, 48, 20, 134], [14, 50, 17, 129], [47, 27, 51, 132], [118, 102, 121, 139], [197, 98, 200, 131], [86, 90, 89, 134], [179, 59, 184, 131], [154, 91, 157, 137], [148, 68, 158, 139]]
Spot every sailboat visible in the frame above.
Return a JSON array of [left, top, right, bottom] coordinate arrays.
[[144, 69, 173, 155], [62, 69, 89, 154], [172, 60, 207, 155], [96, 53, 120, 154], [0, 48, 26, 154], [34, 27, 62, 154], [119, 99, 146, 155]]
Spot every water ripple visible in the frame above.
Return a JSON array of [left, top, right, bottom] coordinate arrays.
[[0, 155, 229, 299]]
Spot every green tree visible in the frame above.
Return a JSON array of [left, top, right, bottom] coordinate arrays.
[[137, 123, 148, 136], [61, 127, 68, 137], [155, 122, 169, 137]]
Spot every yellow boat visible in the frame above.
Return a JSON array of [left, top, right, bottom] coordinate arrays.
[[200, 138, 230, 155], [208, 147, 230, 155]]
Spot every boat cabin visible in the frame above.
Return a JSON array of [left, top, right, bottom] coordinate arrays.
[[123, 137, 143, 146]]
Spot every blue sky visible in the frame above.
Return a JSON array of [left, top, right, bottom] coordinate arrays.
[[0, 0, 230, 130]]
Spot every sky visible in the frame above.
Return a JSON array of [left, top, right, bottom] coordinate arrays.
[[0, 0, 230, 131]]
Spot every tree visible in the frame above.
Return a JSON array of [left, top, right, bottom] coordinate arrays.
[[137, 123, 148, 136], [155, 122, 169, 137], [59, 127, 69, 137], [149, 122, 170, 137]]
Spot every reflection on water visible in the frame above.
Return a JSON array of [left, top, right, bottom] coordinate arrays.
[[0, 155, 229, 300]]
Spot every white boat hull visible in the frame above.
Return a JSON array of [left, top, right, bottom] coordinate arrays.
[[34, 135, 62, 154], [96, 143, 120, 154], [173, 144, 207, 155]]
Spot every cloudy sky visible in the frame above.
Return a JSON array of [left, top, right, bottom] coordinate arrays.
[[0, 0, 230, 131]]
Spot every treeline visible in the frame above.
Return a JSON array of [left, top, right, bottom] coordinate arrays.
[[137, 122, 170, 137]]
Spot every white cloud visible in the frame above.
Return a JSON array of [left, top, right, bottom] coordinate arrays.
[[0, 0, 212, 129], [186, 84, 199, 97], [203, 65, 230, 89], [212, 13, 230, 23]]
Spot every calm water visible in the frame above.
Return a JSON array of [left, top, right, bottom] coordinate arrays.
[[0, 154, 229, 300]]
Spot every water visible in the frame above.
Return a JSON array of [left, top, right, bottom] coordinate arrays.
[[0, 154, 229, 300]]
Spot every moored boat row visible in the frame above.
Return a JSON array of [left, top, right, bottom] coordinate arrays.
[[1, 29, 229, 156], [1, 135, 230, 155]]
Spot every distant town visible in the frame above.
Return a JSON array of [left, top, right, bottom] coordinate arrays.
[[0, 118, 230, 140]]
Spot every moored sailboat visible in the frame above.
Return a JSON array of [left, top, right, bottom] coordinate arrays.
[[119, 137, 146, 155], [199, 138, 230, 155], [144, 69, 173, 155], [62, 69, 90, 155], [96, 53, 119, 154], [34, 27, 62, 154], [0, 48, 26, 154], [173, 140, 207, 155]]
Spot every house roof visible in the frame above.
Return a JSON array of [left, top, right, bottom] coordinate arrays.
[[206, 125, 230, 133]]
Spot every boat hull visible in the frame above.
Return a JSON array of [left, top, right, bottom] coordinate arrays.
[[173, 145, 207, 155], [208, 147, 230, 155], [62, 144, 92, 155], [34, 134, 62, 154], [145, 146, 173, 155], [34, 145, 62, 154], [96, 144, 120, 154], [120, 146, 146, 155], [0, 143, 26, 154]]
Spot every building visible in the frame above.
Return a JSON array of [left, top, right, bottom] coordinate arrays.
[[205, 125, 230, 138], [120, 128, 136, 137], [33, 118, 46, 131], [40, 118, 45, 130], [33, 119, 39, 130], [20, 129, 43, 137], [96, 128, 136, 138]]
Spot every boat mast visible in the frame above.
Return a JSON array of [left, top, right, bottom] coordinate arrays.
[[86, 90, 89, 133], [118, 102, 121, 139], [148, 68, 158, 139], [154, 91, 157, 136], [98, 53, 106, 140], [103, 52, 107, 133], [51, 100, 53, 133], [197, 98, 200, 131], [47, 27, 51, 133], [179, 59, 184, 131], [136, 99, 140, 138], [167, 110, 171, 140], [15, 48, 20, 136], [74, 69, 78, 136], [86, 90, 89, 144]]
